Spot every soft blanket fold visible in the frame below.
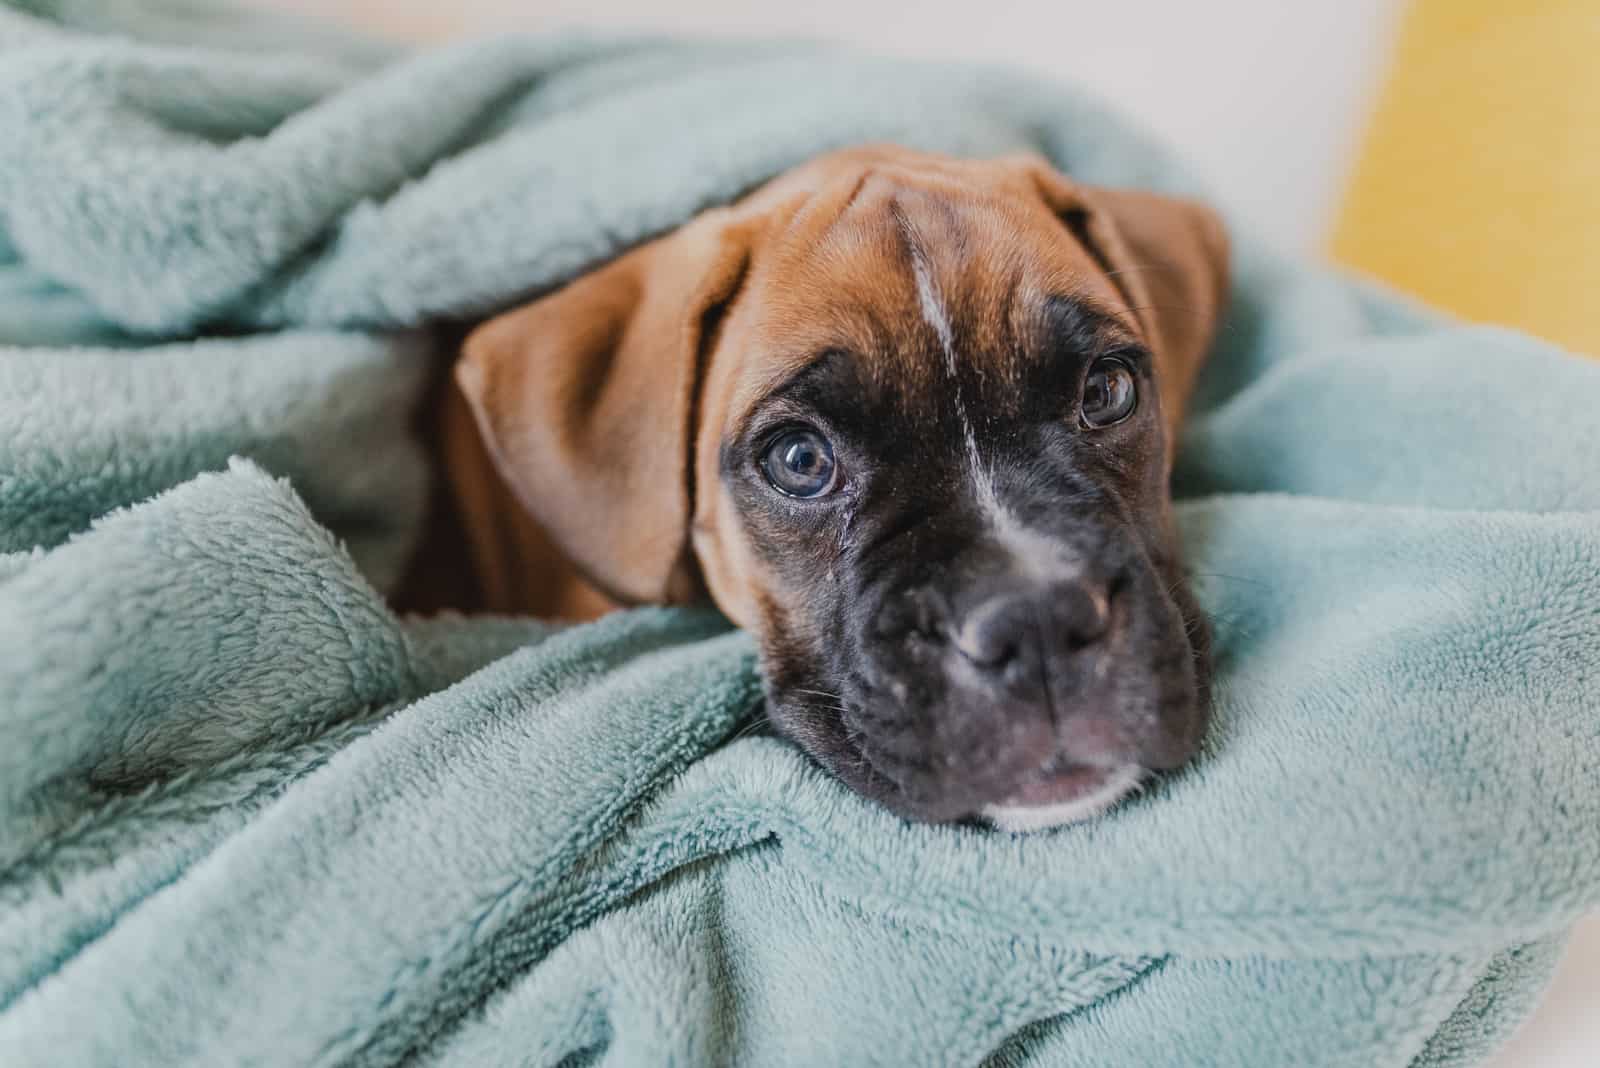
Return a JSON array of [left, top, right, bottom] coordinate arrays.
[[2, 2, 1598, 1066]]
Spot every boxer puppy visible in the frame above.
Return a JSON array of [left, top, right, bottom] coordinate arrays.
[[445, 145, 1228, 830]]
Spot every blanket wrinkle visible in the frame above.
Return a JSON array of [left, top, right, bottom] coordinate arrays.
[[2, 2, 1598, 1066]]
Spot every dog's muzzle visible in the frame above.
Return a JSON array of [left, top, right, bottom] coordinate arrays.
[[846, 538, 1206, 825]]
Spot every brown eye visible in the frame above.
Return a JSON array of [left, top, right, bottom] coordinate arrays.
[[1080, 356, 1137, 428]]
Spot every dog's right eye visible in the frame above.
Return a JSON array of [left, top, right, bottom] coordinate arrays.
[[761, 427, 840, 498]]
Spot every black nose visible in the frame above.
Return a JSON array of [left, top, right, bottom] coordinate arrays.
[[953, 578, 1112, 673]]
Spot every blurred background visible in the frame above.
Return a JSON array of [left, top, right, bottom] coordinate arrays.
[[264, 1, 1600, 1063], [272, 0, 1400, 259], [267, 0, 1600, 359]]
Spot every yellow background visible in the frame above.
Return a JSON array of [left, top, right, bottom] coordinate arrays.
[[1332, 0, 1600, 357]]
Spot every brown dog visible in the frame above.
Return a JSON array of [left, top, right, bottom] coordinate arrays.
[[422, 145, 1228, 830]]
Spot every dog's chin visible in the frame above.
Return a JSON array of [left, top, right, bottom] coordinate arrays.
[[778, 711, 1151, 832], [980, 762, 1146, 833], [819, 748, 1147, 831]]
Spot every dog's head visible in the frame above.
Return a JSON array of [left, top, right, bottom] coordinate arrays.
[[459, 147, 1228, 829]]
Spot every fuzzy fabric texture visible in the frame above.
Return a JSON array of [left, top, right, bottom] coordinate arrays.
[[3, 2, 1599, 1065]]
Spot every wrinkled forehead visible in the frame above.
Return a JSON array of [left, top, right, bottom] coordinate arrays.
[[725, 173, 1139, 420]]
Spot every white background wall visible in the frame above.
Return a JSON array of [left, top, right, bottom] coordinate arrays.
[[265, 3, 1600, 1064]]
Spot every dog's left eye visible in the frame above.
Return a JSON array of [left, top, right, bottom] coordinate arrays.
[[1080, 356, 1138, 428], [761, 427, 839, 498]]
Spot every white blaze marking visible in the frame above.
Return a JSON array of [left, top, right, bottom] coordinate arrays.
[[910, 250, 996, 506], [910, 249, 957, 377], [909, 249, 1068, 579]]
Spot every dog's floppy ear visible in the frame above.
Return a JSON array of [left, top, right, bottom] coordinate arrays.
[[456, 209, 755, 605], [1025, 161, 1229, 428]]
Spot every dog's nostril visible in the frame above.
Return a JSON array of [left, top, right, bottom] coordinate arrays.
[[1059, 579, 1112, 649], [952, 594, 1034, 670], [1105, 567, 1131, 606]]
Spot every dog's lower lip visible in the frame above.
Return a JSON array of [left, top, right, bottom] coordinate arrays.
[[1004, 761, 1115, 807]]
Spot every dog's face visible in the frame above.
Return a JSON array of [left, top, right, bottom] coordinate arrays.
[[460, 147, 1228, 829]]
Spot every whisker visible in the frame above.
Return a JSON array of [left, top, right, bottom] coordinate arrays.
[[1121, 301, 1211, 320], [1187, 569, 1276, 592], [726, 715, 772, 744], [788, 687, 845, 701], [784, 700, 848, 722]]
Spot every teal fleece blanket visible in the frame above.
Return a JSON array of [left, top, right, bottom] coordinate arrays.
[[3, 3, 1600, 1065]]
